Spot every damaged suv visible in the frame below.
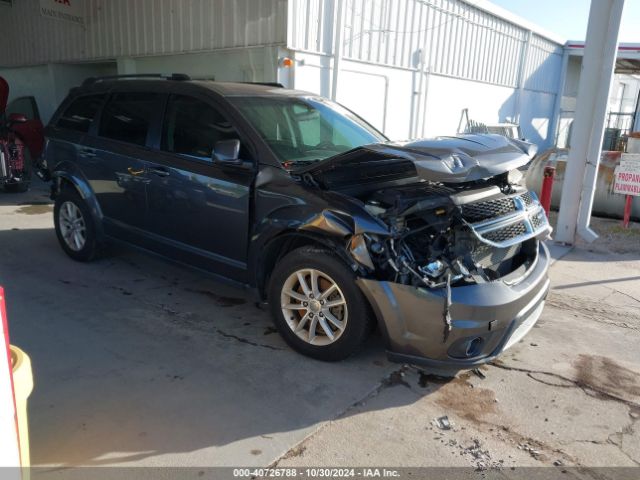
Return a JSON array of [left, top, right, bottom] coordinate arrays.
[[45, 76, 551, 369]]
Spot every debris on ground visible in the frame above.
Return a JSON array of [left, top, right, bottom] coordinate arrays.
[[472, 368, 486, 379], [459, 438, 503, 471], [382, 368, 411, 389], [435, 416, 452, 430], [417, 370, 451, 388], [518, 442, 542, 459]]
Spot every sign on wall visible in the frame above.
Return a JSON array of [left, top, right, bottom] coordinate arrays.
[[613, 154, 640, 196], [39, 0, 84, 26]]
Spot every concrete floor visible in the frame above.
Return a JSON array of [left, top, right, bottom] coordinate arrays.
[[1, 183, 639, 473]]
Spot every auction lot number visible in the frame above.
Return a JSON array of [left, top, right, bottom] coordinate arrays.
[[233, 468, 400, 478]]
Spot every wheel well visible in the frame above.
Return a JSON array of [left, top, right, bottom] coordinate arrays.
[[53, 175, 105, 240], [258, 233, 345, 301], [55, 176, 80, 197], [258, 232, 379, 335]]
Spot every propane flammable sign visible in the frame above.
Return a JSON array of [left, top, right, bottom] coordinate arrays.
[[613, 154, 640, 196], [40, 0, 84, 25]]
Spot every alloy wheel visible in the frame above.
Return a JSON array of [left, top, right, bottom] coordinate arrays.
[[59, 201, 87, 252], [280, 268, 348, 346]]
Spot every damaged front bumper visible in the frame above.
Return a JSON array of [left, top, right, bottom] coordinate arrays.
[[357, 242, 550, 371]]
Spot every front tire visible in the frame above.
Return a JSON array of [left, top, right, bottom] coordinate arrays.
[[54, 189, 100, 262], [268, 247, 373, 361]]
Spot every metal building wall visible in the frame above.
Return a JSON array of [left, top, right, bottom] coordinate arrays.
[[0, 0, 287, 67], [288, 0, 563, 93], [287, 0, 564, 145]]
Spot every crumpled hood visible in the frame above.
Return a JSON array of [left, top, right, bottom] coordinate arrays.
[[298, 134, 537, 185]]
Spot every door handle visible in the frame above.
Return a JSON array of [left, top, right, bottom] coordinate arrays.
[[148, 166, 170, 177], [80, 148, 97, 158], [127, 167, 145, 176]]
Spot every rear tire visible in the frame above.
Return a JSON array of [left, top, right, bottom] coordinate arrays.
[[268, 247, 373, 361], [54, 188, 101, 262]]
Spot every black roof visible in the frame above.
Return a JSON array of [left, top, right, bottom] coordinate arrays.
[[194, 80, 312, 97], [78, 74, 313, 97]]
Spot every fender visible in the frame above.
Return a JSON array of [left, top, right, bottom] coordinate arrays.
[[250, 229, 362, 300], [249, 166, 391, 295], [248, 201, 382, 297], [51, 164, 105, 240]]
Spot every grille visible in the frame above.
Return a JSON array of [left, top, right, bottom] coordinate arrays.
[[461, 191, 538, 223], [461, 197, 515, 222], [530, 212, 544, 230], [483, 222, 527, 243], [521, 191, 534, 207], [8, 143, 25, 172]]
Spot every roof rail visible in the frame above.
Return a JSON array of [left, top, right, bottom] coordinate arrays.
[[82, 73, 191, 86], [241, 82, 285, 88]]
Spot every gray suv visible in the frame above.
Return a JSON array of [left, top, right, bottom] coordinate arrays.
[[44, 74, 551, 370]]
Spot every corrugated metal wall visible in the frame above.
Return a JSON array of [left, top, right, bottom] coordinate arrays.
[[0, 0, 287, 67], [288, 0, 563, 94]]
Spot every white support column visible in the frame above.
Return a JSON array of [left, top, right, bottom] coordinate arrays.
[[330, 0, 345, 101], [548, 47, 569, 146], [555, 0, 625, 244]]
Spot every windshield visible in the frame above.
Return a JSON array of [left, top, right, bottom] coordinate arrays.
[[231, 96, 386, 165]]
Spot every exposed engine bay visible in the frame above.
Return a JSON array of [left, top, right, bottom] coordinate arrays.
[[357, 177, 549, 291], [297, 134, 552, 293]]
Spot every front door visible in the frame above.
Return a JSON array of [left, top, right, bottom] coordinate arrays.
[[81, 92, 164, 243], [145, 94, 254, 281]]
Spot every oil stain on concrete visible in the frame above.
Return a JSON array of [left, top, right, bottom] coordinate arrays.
[[574, 354, 640, 401], [434, 373, 498, 423], [16, 204, 53, 215]]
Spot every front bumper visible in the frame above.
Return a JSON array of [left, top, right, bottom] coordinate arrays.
[[357, 242, 550, 371]]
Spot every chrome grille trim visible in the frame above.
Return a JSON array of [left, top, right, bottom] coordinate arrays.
[[463, 191, 552, 248]]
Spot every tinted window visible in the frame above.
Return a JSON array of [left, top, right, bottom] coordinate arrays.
[[57, 94, 105, 133], [161, 95, 240, 159], [99, 92, 162, 146]]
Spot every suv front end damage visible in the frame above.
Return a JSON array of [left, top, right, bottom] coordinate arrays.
[[356, 184, 551, 369], [298, 134, 552, 370]]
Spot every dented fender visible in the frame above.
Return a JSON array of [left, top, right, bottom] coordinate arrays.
[[248, 166, 392, 290]]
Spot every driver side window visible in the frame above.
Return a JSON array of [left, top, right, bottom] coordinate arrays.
[[161, 95, 244, 161]]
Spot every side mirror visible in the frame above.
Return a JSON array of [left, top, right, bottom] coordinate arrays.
[[8, 113, 28, 124], [212, 139, 241, 165]]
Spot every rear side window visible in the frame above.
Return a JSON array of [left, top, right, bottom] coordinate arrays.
[[161, 95, 241, 159], [99, 92, 162, 146], [57, 94, 105, 133]]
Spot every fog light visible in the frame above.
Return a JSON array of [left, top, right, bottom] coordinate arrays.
[[465, 337, 483, 357]]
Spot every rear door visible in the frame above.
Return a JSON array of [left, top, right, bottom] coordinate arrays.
[[46, 93, 105, 181], [144, 93, 255, 281], [80, 91, 164, 243]]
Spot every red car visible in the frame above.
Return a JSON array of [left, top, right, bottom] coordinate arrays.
[[0, 76, 45, 192]]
